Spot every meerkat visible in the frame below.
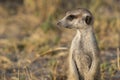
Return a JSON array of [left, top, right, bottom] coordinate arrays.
[[57, 8, 100, 80]]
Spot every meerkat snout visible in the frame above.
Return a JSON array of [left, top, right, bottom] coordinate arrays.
[[57, 8, 94, 29], [57, 21, 62, 26]]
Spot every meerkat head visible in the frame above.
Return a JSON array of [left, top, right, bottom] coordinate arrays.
[[57, 8, 94, 29]]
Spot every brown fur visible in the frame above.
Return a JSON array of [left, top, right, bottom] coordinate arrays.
[[57, 8, 100, 80]]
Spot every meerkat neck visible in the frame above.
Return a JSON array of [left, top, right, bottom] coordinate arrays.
[[76, 26, 94, 41], [76, 26, 98, 53], [78, 26, 93, 34]]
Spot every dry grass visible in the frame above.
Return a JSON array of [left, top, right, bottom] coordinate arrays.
[[0, 0, 120, 80], [117, 48, 120, 70]]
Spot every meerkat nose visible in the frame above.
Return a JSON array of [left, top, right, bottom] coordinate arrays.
[[57, 21, 62, 26]]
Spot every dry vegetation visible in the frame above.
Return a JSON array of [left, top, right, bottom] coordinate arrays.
[[0, 0, 120, 80]]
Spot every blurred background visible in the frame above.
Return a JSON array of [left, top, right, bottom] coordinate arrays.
[[0, 0, 120, 80]]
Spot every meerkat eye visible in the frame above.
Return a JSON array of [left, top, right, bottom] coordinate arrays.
[[66, 15, 77, 21], [85, 16, 92, 25]]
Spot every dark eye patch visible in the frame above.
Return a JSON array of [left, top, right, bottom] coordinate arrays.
[[66, 15, 77, 21]]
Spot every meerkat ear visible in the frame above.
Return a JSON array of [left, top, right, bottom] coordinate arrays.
[[85, 16, 92, 25]]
